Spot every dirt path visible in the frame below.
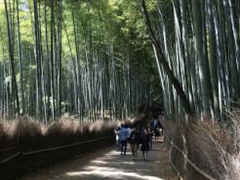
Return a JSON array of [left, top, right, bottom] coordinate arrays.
[[21, 140, 178, 180]]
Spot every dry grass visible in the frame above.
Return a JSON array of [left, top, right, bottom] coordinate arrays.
[[0, 123, 5, 148], [0, 114, 141, 154], [223, 109, 240, 180], [0, 114, 144, 180], [162, 113, 240, 180]]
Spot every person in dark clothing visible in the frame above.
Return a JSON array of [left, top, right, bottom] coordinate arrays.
[[140, 128, 150, 160], [129, 127, 140, 157], [149, 128, 154, 149], [136, 127, 142, 150], [151, 116, 160, 141], [154, 127, 160, 141]]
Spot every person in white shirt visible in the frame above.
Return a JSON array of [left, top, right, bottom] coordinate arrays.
[[115, 127, 121, 151], [127, 125, 132, 138]]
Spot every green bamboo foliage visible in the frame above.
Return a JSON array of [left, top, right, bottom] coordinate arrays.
[[0, 0, 158, 123], [150, 0, 240, 120]]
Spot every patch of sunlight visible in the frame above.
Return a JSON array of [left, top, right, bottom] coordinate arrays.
[[65, 148, 166, 180], [106, 150, 132, 156], [121, 161, 135, 165], [83, 166, 117, 171], [104, 150, 120, 156], [66, 170, 165, 180], [91, 159, 108, 164], [90, 150, 134, 165], [66, 166, 165, 180], [91, 158, 134, 165]]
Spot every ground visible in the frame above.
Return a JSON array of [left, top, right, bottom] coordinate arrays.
[[21, 139, 178, 180]]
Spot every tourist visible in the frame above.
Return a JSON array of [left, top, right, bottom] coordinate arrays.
[[115, 126, 121, 151], [140, 128, 150, 160], [158, 118, 163, 136], [152, 116, 160, 141], [127, 125, 132, 139], [119, 124, 129, 156], [149, 128, 154, 149], [129, 126, 140, 157]]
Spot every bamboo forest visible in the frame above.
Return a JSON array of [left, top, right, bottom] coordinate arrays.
[[0, 0, 240, 180]]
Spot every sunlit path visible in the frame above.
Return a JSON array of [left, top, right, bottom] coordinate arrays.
[[21, 141, 178, 180]]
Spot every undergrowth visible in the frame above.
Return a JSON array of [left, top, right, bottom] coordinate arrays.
[[162, 111, 240, 180], [0, 114, 143, 153]]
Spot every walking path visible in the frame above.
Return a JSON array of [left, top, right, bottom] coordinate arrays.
[[21, 140, 178, 180]]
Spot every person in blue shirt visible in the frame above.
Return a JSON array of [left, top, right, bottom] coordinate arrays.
[[119, 124, 129, 156]]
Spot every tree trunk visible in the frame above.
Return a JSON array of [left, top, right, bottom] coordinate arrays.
[[4, 0, 20, 115]]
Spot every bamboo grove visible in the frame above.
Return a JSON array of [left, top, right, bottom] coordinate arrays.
[[1, 0, 239, 123], [140, 0, 240, 120], [0, 0, 160, 123]]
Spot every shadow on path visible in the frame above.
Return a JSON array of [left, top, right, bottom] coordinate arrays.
[[21, 140, 178, 180]]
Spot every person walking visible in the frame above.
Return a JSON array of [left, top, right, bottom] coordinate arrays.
[[119, 124, 129, 156], [127, 125, 132, 139], [129, 126, 140, 158], [140, 128, 150, 160], [149, 128, 154, 149], [158, 119, 163, 136], [153, 117, 160, 141], [114, 127, 121, 151]]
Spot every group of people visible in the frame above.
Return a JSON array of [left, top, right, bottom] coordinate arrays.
[[115, 119, 163, 160]]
